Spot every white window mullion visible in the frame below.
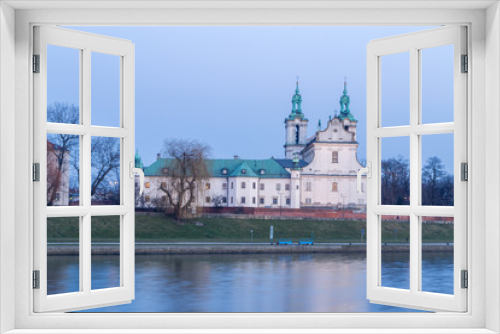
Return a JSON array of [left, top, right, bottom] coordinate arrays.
[[409, 46, 420, 295]]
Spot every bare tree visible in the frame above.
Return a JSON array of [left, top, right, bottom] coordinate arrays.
[[159, 139, 211, 220], [211, 195, 226, 208], [91, 137, 120, 200], [47, 103, 79, 206]]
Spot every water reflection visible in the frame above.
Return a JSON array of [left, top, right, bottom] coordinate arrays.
[[46, 252, 453, 312]]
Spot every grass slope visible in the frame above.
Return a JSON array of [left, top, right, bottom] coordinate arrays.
[[47, 215, 454, 244]]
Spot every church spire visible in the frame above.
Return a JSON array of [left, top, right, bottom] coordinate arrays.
[[287, 78, 307, 120], [338, 78, 356, 121]]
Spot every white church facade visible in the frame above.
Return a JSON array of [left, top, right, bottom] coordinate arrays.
[[137, 81, 367, 211]]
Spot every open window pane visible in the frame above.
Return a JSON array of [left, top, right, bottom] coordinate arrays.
[[381, 52, 410, 127], [91, 52, 121, 127], [421, 133, 454, 206], [47, 217, 80, 295], [421, 45, 454, 124], [381, 215, 410, 290], [381, 137, 410, 205], [47, 133, 80, 206], [47, 44, 80, 124], [91, 137, 121, 205], [421, 216, 454, 294], [91, 216, 121, 290]]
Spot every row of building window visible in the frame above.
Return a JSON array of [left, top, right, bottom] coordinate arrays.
[[146, 181, 340, 192]]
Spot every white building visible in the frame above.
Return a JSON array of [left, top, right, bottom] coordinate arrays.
[[138, 81, 367, 211]]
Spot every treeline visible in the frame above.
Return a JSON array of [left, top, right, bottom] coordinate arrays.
[[381, 156, 454, 206]]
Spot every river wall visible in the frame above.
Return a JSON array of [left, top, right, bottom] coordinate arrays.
[[47, 244, 453, 255]]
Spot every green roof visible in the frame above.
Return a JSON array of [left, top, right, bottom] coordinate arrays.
[[144, 158, 291, 179]]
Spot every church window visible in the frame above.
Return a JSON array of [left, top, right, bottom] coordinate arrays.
[[260, 183, 265, 190], [205, 196, 210, 203], [276, 183, 281, 191], [306, 182, 312, 191], [332, 151, 339, 163], [231, 182, 233, 189], [241, 197, 246, 204], [344, 125, 349, 131], [295, 125, 300, 144], [252, 197, 256, 204], [221, 168, 228, 175], [241, 182, 246, 189], [205, 183, 210, 190], [230, 197, 233, 204], [253, 182, 256, 189], [222, 183, 227, 190], [286, 198, 291, 205], [272, 197, 278, 205], [285, 184, 290, 191], [332, 182, 338, 192], [145, 182, 150, 188], [259, 197, 265, 204]]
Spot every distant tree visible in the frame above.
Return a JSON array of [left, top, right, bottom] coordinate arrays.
[[90, 137, 120, 199], [159, 139, 211, 220], [422, 156, 451, 206], [47, 103, 79, 205], [211, 195, 225, 208], [381, 155, 410, 205]]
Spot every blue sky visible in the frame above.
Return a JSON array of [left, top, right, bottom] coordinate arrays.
[[50, 26, 454, 173]]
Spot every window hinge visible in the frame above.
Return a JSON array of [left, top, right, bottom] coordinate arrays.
[[461, 162, 468, 181], [33, 163, 40, 182], [33, 54, 40, 73], [33, 270, 40, 289], [461, 54, 468, 73], [461, 270, 468, 289]]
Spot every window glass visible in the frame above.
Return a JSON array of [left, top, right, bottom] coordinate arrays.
[[381, 215, 410, 290], [91, 137, 120, 205], [91, 216, 121, 290], [47, 217, 80, 295], [381, 52, 410, 127], [91, 52, 120, 127], [381, 137, 410, 205]]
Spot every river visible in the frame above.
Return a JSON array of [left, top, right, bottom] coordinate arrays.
[[47, 252, 453, 312]]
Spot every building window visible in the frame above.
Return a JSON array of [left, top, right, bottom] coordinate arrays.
[[222, 182, 227, 190], [161, 196, 166, 201], [161, 182, 167, 188], [260, 183, 265, 190], [222, 197, 227, 203], [286, 198, 291, 205], [272, 197, 278, 205], [241, 197, 246, 204], [241, 169, 247, 174], [231, 182, 233, 189], [145, 182, 150, 188], [252, 197, 256, 204], [332, 182, 338, 192], [205, 183, 210, 189], [259, 197, 265, 204], [162, 167, 168, 174], [306, 181, 312, 191], [305, 198, 312, 204], [241, 182, 246, 189], [55, 193, 60, 201], [221, 168, 228, 175], [145, 195, 150, 202], [259, 169, 265, 175], [332, 151, 339, 163], [285, 184, 290, 191], [205, 196, 210, 203], [230, 197, 233, 204], [276, 183, 281, 191], [252, 182, 256, 189]]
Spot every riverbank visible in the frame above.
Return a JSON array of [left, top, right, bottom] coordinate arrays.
[[47, 243, 453, 255]]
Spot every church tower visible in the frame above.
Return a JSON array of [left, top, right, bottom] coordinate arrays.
[[284, 81, 309, 159]]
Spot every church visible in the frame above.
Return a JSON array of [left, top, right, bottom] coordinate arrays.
[[137, 81, 367, 211]]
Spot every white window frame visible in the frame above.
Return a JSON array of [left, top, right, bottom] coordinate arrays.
[[1, 2, 498, 333], [366, 26, 467, 312]]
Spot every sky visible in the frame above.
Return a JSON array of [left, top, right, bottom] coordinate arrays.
[[48, 26, 454, 174]]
